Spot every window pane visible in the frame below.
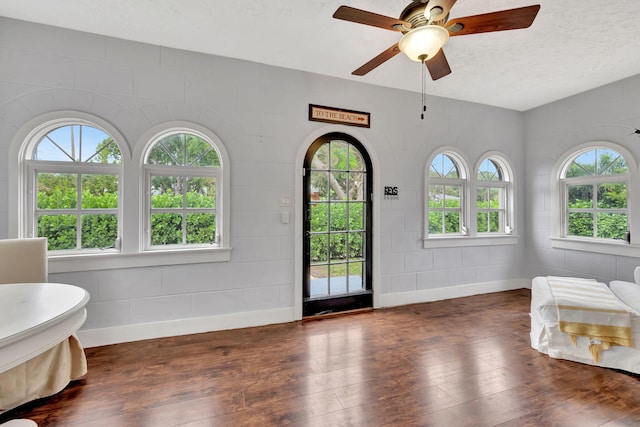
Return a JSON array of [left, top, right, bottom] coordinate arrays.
[[567, 184, 593, 208], [329, 233, 347, 261], [186, 177, 216, 208], [567, 150, 596, 177], [568, 212, 593, 237], [38, 214, 76, 250], [444, 185, 461, 208], [477, 212, 488, 233], [34, 125, 121, 164], [310, 234, 328, 263], [477, 188, 489, 208], [429, 185, 444, 208], [81, 174, 118, 209], [151, 176, 183, 208], [477, 159, 501, 181], [597, 149, 627, 175], [597, 183, 627, 209], [310, 203, 328, 232], [81, 214, 117, 248], [348, 232, 365, 260], [429, 154, 459, 178], [444, 212, 460, 234], [150, 213, 182, 245], [186, 213, 216, 244], [596, 213, 627, 240], [37, 173, 77, 209], [310, 171, 329, 201], [148, 134, 185, 166], [489, 211, 501, 232], [330, 203, 347, 231], [186, 134, 220, 167], [431, 211, 447, 234], [349, 202, 364, 231]]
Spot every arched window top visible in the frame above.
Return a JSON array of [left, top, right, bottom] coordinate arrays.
[[145, 131, 220, 167], [429, 152, 466, 179], [31, 124, 122, 164], [477, 158, 503, 181], [563, 147, 628, 178]]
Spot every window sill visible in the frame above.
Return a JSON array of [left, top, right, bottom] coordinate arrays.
[[550, 237, 640, 257], [422, 235, 519, 249], [48, 247, 232, 273]]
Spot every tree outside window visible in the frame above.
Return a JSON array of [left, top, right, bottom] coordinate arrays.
[[144, 132, 221, 248], [563, 148, 628, 240], [30, 124, 122, 251]]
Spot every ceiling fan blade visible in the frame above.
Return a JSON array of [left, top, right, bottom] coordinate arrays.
[[446, 5, 540, 36], [424, 0, 457, 22], [333, 6, 411, 32], [426, 49, 451, 80], [352, 44, 401, 76]]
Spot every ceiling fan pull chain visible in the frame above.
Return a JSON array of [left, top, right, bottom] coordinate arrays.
[[421, 58, 427, 120]]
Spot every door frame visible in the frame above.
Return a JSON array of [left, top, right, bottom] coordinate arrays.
[[294, 125, 381, 320]]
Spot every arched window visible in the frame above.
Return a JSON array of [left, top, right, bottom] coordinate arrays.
[[143, 130, 223, 250], [559, 146, 628, 241], [476, 155, 513, 234], [23, 121, 123, 252], [426, 151, 468, 236]]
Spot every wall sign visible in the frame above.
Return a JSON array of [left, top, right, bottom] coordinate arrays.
[[384, 186, 399, 200], [309, 104, 370, 128]]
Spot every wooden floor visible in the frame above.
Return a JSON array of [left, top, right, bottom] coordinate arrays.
[[2, 289, 639, 426]]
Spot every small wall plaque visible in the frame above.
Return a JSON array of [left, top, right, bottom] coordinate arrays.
[[309, 104, 370, 128], [384, 186, 399, 200]]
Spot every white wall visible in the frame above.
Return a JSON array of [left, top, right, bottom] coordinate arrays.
[[524, 74, 640, 283], [0, 17, 527, 346]]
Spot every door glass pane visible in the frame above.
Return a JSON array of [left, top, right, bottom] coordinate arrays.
[[310, 234, 328, 263], [349, 172, 365, 200], [330, 141, 348, 170], [312, 144, 329, 170], [310, 171, 329, 201], [349, 145, 365, 171], [310, 203, 328, 232], [329, 233, 347, 261], [329, 263, 348, 295], [348, 232, 365, 260], [330, 203, 347, 231], [310, 265, 328, 297], [349, 202, 364, 231], [329, 171, 348, 200], [348, 262, 364, 292]]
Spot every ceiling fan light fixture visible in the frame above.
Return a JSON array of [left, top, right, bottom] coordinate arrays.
[[398, 25, 449, 62]]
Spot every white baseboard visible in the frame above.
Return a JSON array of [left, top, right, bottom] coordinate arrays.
[[78, 279, 530, 348], [78, 307, 295, 348], [379, 279, 529, 308]]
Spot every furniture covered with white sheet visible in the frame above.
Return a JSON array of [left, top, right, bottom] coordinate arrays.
[[530, 275, 640, 374], [0, 238, 89, 413]]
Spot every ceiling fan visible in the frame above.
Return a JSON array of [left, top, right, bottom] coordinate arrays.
[[333, 0, 541, 80]]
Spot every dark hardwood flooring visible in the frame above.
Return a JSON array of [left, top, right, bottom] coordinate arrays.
[[2, 289, 639, 426]]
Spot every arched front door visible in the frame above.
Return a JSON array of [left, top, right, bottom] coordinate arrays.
[[303, 132, 373, 316]]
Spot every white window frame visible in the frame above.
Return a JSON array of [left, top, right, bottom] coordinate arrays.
[[139, 124, 230, 254], [423, 148, 518, 249], [473, 153, 515, 236], [17, 116, 125, 255], [551, 141, 640, 257], [10, 114, 232, 273]]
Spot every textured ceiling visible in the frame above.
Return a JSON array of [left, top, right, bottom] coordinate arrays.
[[1, 0, 640, 111]]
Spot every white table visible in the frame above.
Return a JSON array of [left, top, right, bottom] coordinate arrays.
[[0, 283, 89, 374]]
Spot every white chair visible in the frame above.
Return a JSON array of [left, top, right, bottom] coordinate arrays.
[[0, 238, 88, 413]]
